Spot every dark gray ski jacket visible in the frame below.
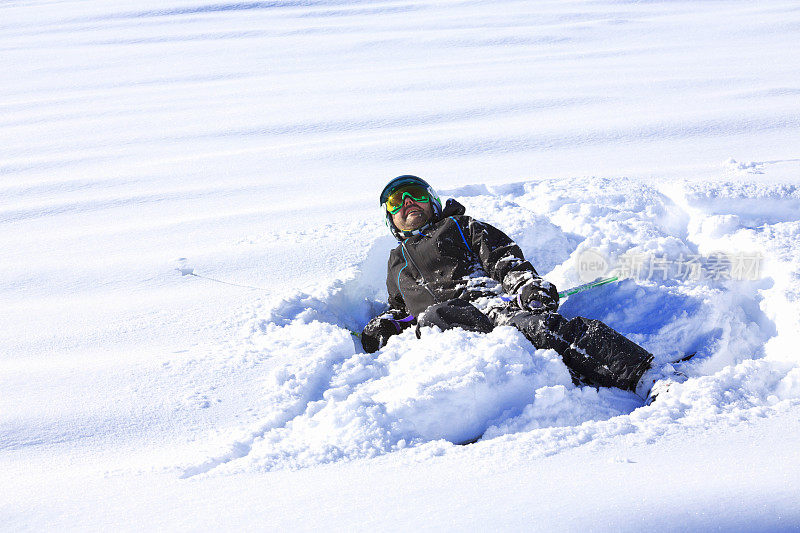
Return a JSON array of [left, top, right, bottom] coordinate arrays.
[[386, 199, 550, 318]]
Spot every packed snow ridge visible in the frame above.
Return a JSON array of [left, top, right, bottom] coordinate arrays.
[[176, 177, 800, 477]]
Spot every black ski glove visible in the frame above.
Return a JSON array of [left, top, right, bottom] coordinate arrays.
[[361, 315, 405, 353], [515, 280, 559, 313]]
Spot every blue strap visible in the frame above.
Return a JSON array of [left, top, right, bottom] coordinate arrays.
[[449, 216, 474, 256], [388, 314, 415, 333], [398, 246, 409, 302]]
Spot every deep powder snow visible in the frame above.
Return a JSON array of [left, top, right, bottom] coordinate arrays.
[[174, 178, 800, 476]]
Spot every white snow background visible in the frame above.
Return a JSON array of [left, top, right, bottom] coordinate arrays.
[[2, 0, 800, 530]]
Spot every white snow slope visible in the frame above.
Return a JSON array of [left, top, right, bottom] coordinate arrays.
[[3, 0, 800, 530]]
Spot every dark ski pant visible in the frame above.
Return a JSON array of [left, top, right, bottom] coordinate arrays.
[[417, 299, 652, 391]]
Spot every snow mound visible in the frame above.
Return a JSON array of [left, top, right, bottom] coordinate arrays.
[[181, 320, 646, 476], [479, 357, 800, 458], [179, 177, 800, 476]]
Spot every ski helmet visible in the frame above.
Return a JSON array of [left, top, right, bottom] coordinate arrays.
[[380, 175, 442, 240]]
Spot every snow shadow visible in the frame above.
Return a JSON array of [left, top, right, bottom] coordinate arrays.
[[182, 177, 795, 476], [258, 233, 396, 335], [72, 1, 378, 23]]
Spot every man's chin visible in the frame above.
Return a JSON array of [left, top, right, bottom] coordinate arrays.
[[403, 212, 428, 231]]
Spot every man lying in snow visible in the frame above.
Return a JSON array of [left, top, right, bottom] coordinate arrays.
[[361, 175, 684, 403]]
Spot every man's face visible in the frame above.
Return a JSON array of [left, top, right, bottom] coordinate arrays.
[[391, 195, 433, 232]]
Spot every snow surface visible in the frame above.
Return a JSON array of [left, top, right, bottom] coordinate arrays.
[[3, 0, 800, 530]]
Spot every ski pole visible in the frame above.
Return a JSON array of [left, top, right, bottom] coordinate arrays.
[[557, 275, 619, 298], [498, 275, 620, 305]]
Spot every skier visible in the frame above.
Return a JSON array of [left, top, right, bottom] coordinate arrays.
[[360, 175, 684, 403]]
